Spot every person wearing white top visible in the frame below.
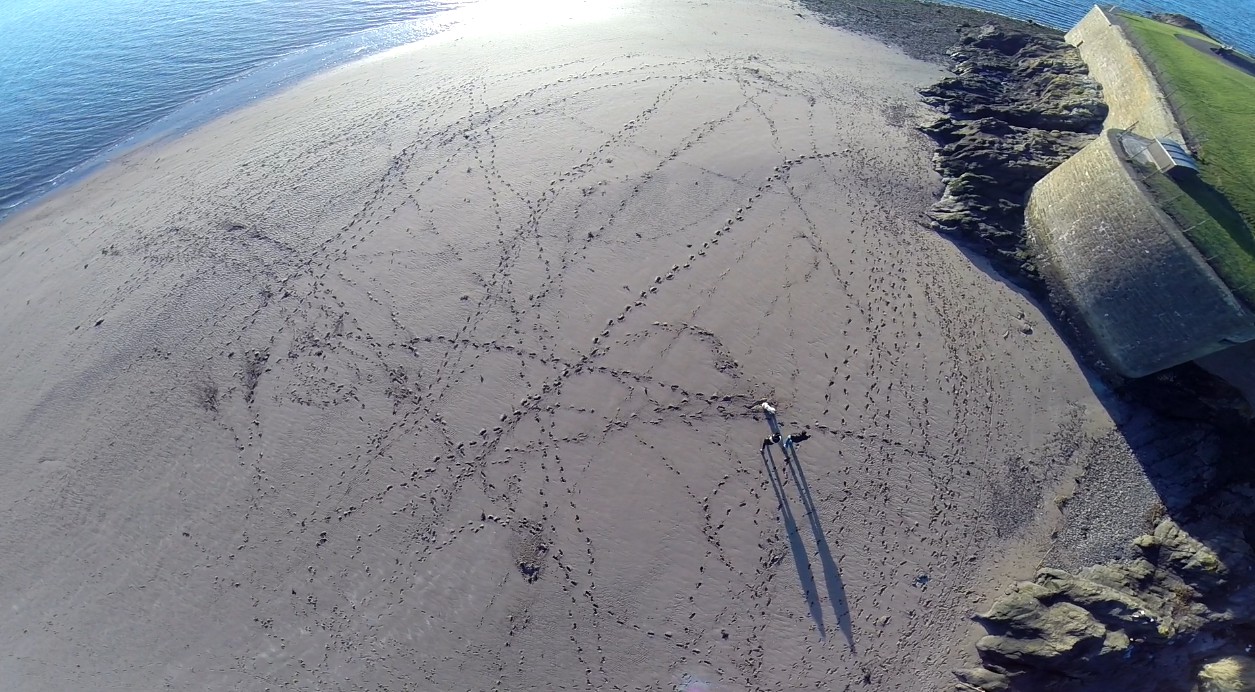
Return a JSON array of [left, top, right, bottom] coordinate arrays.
[[753, 400, 783, 448]]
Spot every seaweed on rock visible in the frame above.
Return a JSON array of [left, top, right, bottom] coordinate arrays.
[[919, 25, 1107, 286]]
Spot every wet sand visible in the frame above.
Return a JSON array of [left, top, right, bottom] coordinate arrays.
[[0, 0, 1123, 689]]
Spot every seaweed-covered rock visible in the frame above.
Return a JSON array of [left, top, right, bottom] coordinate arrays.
[[925, 28, 1107, 131], [919, 25, 1106, 284]]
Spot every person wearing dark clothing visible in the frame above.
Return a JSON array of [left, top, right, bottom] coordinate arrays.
[[761, 432, 781, 450]]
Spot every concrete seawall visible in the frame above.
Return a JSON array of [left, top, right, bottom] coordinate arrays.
[[1025, 5, 1255, 377], [1066, 6, 1182, 142], [1026, 129, 1255, 376]]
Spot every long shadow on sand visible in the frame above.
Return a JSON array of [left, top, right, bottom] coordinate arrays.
[[783, 442, 856, 652], [761, 446, 828, 642]]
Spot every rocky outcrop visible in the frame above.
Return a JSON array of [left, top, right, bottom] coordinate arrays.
[[800, 0, 1059, 65], [957, 511, 1255, 691], [1150, 13, 1214, 40], [919, 26, 1106, 283]]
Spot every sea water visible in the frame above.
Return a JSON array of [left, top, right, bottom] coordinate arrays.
[[1, 0, 1253, 220], [0, 0, 459, 216], [941, 0, 1255, 51]]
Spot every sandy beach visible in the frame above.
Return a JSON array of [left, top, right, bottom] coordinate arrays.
[[0, 0, 1138, 689]]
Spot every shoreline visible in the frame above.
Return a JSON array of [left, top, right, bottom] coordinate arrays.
[[7, 0, 1251, 228], [0, 0, 1073, 228], [0, 9, 457, 225], [1, 1, 647, 227], [1, 0, 1053, 227]]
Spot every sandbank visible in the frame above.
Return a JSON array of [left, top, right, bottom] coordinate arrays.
[[0, 0, 1132, 688]]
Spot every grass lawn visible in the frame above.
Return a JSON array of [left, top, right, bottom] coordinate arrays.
[[1118, 12, 1255, 306], [1142, 172, 1255, 301]]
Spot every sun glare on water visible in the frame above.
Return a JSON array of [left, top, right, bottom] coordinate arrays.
[[446, 0, 623, 36]]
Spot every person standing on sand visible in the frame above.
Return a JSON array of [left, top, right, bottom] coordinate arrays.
[[753, 400, 782, 439], [754, 401, 812, 456], [753, 401, 791, 453], [783, 430, 810, 457]]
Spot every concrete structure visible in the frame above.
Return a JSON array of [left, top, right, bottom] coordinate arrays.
[[1026, 130, 1255, 376], [1025, 6, 1255, 377], [1146, 139, 1198, 174], [1123, 135, 1198, 175], [1066, 6, 1183, 143]]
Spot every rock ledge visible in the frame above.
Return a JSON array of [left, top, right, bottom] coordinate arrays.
[[919, 25, 1106, 284], [958, 509, 1255, 691]]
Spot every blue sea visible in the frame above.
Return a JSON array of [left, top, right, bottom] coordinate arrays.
[[1, 0, 1253, 219], [944, 0, 1255, 49]]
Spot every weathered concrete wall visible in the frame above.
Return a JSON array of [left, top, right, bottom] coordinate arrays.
[[1026, 129, 1255, 377], [1066, 6, 1183, 143]]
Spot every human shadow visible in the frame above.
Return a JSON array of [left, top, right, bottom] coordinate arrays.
[[783, 441, 856, 652], [761, 446, 827, 642]]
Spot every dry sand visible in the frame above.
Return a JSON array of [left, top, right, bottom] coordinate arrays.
[[0, 0, 1131, 689]]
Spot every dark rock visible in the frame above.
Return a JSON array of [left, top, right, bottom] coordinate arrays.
[[1120, 361, 1255, 424], [918, 24, 1106, 286], [1150, 13, 1214, 40], [800, 0, 1059, 65]]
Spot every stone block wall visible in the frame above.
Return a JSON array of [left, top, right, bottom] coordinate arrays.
[[1026, 130, 1255, 377], [1066, 6, 1183, 143]]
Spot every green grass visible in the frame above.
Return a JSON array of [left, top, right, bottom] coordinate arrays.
[[1142, 172, 1255, 297], [1118, 12, 1255, 305]]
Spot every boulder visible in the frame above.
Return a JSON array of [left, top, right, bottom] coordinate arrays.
[[1135, 519, 1254, 594], [975, 600, 1124, 674], [962, 518, 1255, 689], [1032, 568, 1166, 639]]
